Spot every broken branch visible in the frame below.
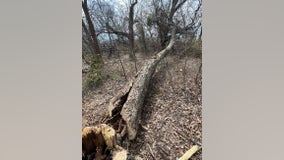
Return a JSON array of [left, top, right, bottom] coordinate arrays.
[[178, 145, 201, 160]]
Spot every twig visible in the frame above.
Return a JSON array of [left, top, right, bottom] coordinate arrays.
[[195, 62, 202, 85], [156, 145, 169, 159], [117, 50, 127, 80], [120, 125, 127, 137], [132, 50, 138, 73], [147, 143, 156, 160], [174, 127, 202, 146]]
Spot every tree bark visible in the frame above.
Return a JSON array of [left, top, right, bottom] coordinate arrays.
[[107, 28, 176, 140]]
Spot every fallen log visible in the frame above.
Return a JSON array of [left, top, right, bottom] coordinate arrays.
[[107, 28, 176, 140]]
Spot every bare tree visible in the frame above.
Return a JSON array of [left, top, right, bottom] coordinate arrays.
[[149, 0, 201, 47], [136, 21, 148, 55], [128, 0, 138, 60], [106, 0, 138, 62], [82, 0, 104, 65], [155, 0, 186, 47]]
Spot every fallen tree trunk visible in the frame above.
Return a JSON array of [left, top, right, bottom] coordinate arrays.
[[107, 28, 176, 140]]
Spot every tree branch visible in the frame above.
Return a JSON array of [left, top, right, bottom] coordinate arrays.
[[169, 0, 187, 20], [106, 22, 129, 38]]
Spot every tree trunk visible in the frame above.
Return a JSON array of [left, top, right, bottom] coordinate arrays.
[[158, 24, 170, 49], [128, 0, 138, 60], [82, 0, 103, 65], [137, 22, 147, 55], [107, 28, 176, 140], [82, 20, 95, 56]]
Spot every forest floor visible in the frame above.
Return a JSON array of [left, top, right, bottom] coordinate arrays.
[[82, 52, 202, 160]]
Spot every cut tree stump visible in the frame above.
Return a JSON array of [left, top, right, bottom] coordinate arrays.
[[107, 28, 176, 140], [82, 124, 117, 160]]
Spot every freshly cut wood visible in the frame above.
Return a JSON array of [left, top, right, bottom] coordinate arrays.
[[100, 124, 117, 149], [108, 28, 176, 140], [178, 145, 201, 160], [82, 124, 117, 160], [82, 126, 104, 159], [112, 145, 127, 160]]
